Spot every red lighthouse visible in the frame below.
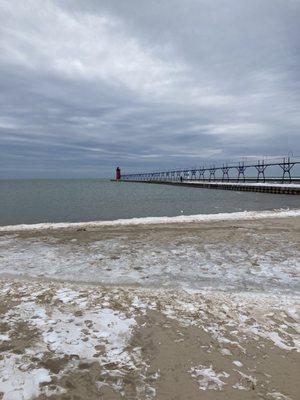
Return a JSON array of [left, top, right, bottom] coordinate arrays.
[[115, 167, 121, 181]]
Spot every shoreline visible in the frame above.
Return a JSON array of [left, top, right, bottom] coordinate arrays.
[[0, 207, 300, 232]]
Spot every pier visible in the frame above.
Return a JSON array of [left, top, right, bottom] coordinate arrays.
[[116, 157, 300, 195]]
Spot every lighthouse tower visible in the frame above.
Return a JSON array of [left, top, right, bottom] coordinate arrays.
[[115, 167, 121, 181]]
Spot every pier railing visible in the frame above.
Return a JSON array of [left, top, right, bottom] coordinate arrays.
[[121, 157, 300, 184]]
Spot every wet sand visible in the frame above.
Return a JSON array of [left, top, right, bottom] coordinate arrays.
[[0, 215, 299, 399]]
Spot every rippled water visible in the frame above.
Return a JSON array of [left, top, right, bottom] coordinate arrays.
[[0, 179, 299, 225]]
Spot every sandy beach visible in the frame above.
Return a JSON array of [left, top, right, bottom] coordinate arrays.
[[0, 211, 299, 399]]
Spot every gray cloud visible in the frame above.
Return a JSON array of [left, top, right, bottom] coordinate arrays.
[[0, 0, 299, 178]]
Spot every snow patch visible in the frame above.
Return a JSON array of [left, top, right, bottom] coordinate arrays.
[[190, 364, 229, 390], [55, 288, 79, 304], [0, 334, 9, 342], [0, 355, 51, 400], [232, 360, 243, 367], [220, 348, 232, 356], [267, 392, 292, 400]]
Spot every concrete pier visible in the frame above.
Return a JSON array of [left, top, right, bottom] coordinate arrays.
[[119, 179, 300, 195]]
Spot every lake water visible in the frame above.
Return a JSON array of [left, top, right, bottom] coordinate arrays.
[[0, 179, 299, 226]]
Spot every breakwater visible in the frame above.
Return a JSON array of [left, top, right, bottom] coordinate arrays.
[[118, 179, 300, 195]]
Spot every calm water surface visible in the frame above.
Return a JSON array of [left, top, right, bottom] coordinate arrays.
[[0, 179, 299, 226]]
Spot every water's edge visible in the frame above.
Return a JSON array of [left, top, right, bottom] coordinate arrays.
[[1, 208, 299, 232]]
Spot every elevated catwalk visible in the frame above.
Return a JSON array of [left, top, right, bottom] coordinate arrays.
[[117, 157, 300, 194]]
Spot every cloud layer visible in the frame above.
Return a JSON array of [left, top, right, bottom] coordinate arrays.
[[0, 0, 299, 178]]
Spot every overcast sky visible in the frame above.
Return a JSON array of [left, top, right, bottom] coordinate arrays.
[[0, 0, 299, 178]]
